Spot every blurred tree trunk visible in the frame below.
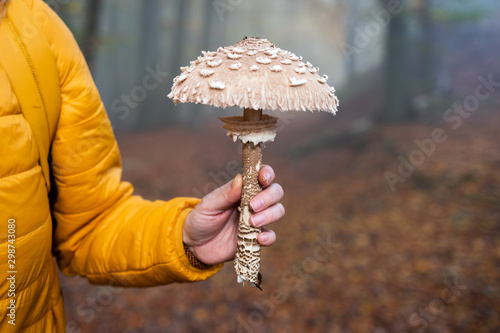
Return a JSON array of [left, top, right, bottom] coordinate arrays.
[[343, 1, 360, 80], [184, 0, 214, 129], [379, 0, 416, 122], [170, 0, 187, 85], [54, 3, 72, 30], [417, 0, 437, 96], [200, 0, 213, 52], [159, 0, 188, 127], [82, 0, 103, 71], [135, 0, 162, 130], [151, 0, 188, 126]]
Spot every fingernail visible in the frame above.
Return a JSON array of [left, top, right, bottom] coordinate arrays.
[[260, 233, 269, 243], [251, 214, 265, 227], [250, 198, 264, 212], [265, 172, 272, 183], [261, 172, 272, 184], [232, 175, 241, 190]]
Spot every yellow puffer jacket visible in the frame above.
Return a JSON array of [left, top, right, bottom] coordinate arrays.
[[0, 0, 221, 331]]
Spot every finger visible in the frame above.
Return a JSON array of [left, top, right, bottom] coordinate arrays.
[[250, 183, 284, 213], [201, 174, 242, 212], [258, 165, 275, 187], [250, 203, 285, 228], [258, 228, 276, 246]]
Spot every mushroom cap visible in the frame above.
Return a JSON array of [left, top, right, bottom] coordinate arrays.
[[168, 37, 339, 113]]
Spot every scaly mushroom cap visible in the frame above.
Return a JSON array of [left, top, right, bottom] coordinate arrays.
[[168, 37, 339, 113]]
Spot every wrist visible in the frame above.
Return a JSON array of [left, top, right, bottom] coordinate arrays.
[[182, 211, 195, 247], [183, 243, 212, 270], [182, 211, 211, 269]]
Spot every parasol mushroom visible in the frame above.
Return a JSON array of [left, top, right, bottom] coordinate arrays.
[[168, 37, 339, 290]]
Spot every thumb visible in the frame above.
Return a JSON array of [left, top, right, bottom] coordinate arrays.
[[203, 174, 242, 211]]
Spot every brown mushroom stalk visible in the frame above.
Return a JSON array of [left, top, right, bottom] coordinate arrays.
[[219, 108, 278, 288], [236, 108, 263, 289], [168, 37, 339, 290], [238, 136, 263, 289]]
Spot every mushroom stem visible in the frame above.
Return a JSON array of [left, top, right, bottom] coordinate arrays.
[[244, 108, 262, 121], [234, 108, 264, 289]]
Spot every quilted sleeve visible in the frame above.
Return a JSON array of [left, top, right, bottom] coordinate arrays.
[[33, 0, 222, 286]]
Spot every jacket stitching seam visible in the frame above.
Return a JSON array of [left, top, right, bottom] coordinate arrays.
[[0, 163, 39, 186], [85, 259, 222, 279], [52, 140, 117, 183], [6, 19, 48, 141]]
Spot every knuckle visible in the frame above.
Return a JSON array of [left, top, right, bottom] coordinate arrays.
[[268, 204, 284, 222], [278, 203, 285, 217], [221, 189, 230, 203], [269, 230, 276, 242], [273, 183, 284, 198], [197, 197, 210, 210]]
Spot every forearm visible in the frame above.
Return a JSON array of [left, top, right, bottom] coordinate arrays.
[[54, 195, 221, 286]]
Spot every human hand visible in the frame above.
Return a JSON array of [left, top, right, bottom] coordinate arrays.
[[182, 165, 285, 266]]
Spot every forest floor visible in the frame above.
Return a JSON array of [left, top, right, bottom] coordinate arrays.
[[59, 82, 500, 333], [59, 17, 500, 333]]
